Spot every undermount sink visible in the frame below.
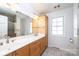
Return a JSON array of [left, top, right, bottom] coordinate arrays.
[[0, 38, 16, 50]]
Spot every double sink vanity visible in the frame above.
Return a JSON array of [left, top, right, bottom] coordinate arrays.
[[0, 34, 48, 56]]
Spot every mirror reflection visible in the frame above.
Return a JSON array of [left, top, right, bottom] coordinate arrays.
[[0, 12, 32, 38]]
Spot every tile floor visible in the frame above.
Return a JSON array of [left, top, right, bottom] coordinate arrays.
[[42, 47, 75, 56]]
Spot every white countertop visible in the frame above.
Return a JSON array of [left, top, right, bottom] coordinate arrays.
[[0, 34, 45, 56]]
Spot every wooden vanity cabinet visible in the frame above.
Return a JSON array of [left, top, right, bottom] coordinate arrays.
[[29, 37, 48, 56], [6, 37, 48, 56], [32, 15, 48, 35], [29, 40, 41, 56], [6, 45, 29, 56], [32, 18, 39, 28], [15, 45, 29, 56], [40, 37, 47, 55], [45, 36, 48, 48]]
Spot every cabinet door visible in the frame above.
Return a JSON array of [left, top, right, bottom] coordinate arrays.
[[40, 37, 46, 54], [46, 38, 48, 47], [45, 36, 48, 47], [32, 19, 38, 27], [38, 16, 45, 27], [45, 16, 48, 35], [30, 40, 41, 56], [38, 27, 45, 34], [32, 27, 39, 33], [15, 45, 29, 56]]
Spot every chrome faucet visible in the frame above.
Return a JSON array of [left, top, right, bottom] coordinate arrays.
[[0, 42, 3, 46], [0, 36, 3, 46], [4, 34, 10, 44]]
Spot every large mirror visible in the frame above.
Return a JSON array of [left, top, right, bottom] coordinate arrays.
[[0, 11, 32, 38]]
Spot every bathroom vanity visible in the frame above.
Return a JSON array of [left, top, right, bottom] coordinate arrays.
[[0, 34, 47, 56]]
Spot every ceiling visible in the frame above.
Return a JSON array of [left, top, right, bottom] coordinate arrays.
[[16, 3, 73, 17], [29, 3, 73, 15], [0, 3, 73, 18]]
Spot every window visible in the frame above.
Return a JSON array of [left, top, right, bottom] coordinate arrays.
[[52, 17, 64, 35]]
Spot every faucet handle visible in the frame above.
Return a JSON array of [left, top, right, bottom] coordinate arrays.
[[4, 34, 10, 39], [4, 34, 8, 39], [4, 34, 10, 44], [0, 42, 3, 46]]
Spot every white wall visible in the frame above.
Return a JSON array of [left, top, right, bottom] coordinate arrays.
[[47, 7, 77, 54], [73, 4, 78, 55], [77, 4, 79, 55]]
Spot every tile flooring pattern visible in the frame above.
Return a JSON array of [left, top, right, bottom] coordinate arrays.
[[42, 47, 75, 56]]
